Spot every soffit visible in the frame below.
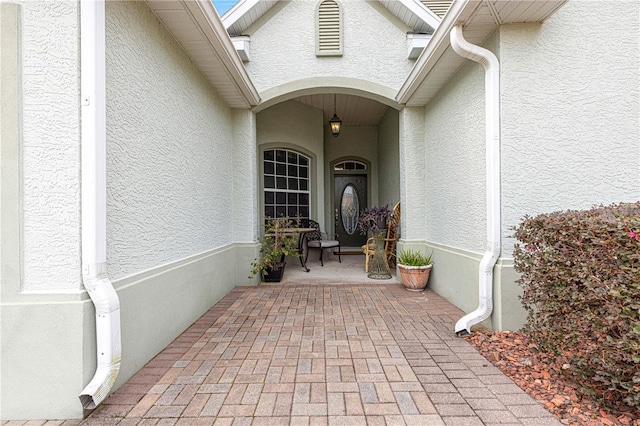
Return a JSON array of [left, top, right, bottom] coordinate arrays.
[[146, 0, 259, 108], [222, 0, 280, 36], [398, 0, 567, 107], [377, 0, 442, 34], [224, 0, 441, 36]]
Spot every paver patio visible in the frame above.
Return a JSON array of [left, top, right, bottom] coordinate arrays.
[[66, 283, 561, 425]]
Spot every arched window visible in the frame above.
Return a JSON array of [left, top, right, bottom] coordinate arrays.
[[263, 149, 310, 220], [334, 160, 367, 171], [317, 0, 342, 56]]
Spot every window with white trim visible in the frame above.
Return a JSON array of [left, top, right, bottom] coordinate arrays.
[[263, 149, 310, 220], [317, 0, 342, 56]]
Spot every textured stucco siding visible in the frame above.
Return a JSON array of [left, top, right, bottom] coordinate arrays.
[[1, 3, 87, 419], [422, 39, 490, 253], [246, 0, 413, 95], [105, 1, 235, 279], [377, 108, 400, 208], [257, 100, 326, 223], [400, 107, 427, 240], [19, 1, 81, 292], [500, 0, 640, 256], [232, 110, 259, 243]]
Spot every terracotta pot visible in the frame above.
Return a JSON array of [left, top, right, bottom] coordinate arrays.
[[398, 264, 432, 291]]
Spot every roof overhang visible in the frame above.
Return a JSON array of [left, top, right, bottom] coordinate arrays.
[[378, 0, 443, 33], [146, 0, 260, 108], [222, 0, 280, 36], [397, 0, 568, 106]]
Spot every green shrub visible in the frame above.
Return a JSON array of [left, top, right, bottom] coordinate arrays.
[[513, 202, 640, 410], [397, 249, 432, 266]]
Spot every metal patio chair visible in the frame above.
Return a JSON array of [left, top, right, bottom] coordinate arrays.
[[305, 219, 341, 267]]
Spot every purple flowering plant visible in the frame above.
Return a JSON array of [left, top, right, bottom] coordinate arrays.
[[357, 205, 391, 236]]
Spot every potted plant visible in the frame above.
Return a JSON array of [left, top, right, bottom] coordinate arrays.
[[357, 205, 391, 237], [249, 216, 301, 282], [396, 249, 433, 291]]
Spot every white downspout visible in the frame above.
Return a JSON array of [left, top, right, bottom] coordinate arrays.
[[450, 25, 501, 336], [79, 0, 121, 409]]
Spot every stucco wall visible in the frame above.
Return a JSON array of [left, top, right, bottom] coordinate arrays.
[[422, 38, 490, 253], [105, 1, 236, 280], [19, 0, 82, 292], [0, 2, 88, 419], [500, 0, 640, 255], [232, 110, 259, 244], [377, 108, 400, 208], [2, 1, 252, 419], [423, 1, 640, 259], [419, 0, 639, 330], [256, 100, 326, 223], [245, 0, 413, 95], [399, 106, 427, 241]]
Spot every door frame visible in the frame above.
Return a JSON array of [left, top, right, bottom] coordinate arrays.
[[329, 157, 371, 236]]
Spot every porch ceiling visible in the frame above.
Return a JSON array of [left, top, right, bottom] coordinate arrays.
[[294, 93, 390, 127], [397, 0, 568, 107], [145, 0, 260, 109]]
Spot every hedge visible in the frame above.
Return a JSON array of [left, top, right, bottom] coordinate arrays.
[[513, 202, 640, 409]]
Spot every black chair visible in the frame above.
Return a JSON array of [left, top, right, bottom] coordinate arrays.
[[305, 219, 341, 266]]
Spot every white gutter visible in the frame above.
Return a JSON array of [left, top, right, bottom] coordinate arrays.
[[450, 25, 501, 336], [79, 0, 121, 409]]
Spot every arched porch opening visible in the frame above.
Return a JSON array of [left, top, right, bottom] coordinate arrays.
[[255, 85, 402, 244]]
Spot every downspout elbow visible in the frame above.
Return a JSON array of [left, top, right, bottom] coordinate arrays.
[[455, 247, 499, 336], [450, 26, 499, 72], [79, 267, 121, 409]]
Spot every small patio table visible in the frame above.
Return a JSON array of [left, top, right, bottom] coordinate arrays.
[[278, 227, 316, 272]]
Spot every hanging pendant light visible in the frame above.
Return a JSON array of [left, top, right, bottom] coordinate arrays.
[[329, 94, 342, 137]]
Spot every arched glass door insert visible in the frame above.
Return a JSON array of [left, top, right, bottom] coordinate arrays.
[[334, 160, 367, 171], [340, 184, 359, 235]]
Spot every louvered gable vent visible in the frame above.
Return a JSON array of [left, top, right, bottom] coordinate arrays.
[[420, 0, 452, 18], [317, 0, 342, 56]]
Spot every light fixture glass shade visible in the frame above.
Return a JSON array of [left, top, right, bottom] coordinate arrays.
[[329, 113, 342, 137]]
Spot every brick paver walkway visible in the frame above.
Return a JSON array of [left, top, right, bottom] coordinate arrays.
[[7, 284, 561, 425]]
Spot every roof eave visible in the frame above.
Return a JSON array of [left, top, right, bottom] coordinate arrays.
[[398, 0, 443, 29], [397, 0, 568, 107], [221, 0, 260, 30], [396, 0, 473, 105], [146, 0, 260, 108]]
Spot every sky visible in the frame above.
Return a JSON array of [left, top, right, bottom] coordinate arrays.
[[212, 0, 239, 16]]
